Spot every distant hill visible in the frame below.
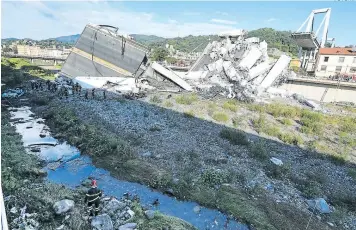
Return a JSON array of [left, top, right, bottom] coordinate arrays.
[[1, 28, 299, 55], [130, 34, 165, 45], [52, 34, 80, 44]]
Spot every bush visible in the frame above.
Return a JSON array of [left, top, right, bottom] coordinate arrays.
[[329, 153, 348, 165], [232, 117, 242, 127], [339, 132, 356, 148], [282, 118, 293, 126], [339, 117, 356, 133], [264, 126, 281, 137], [329, 191, 356, 212], [292, 175, 323, 198], [265, 103, 301, 118], [252, 114, 267, 132], [249, 141, 269, 160], [347, 168, 356, 180], [175, 94, 198, 105], [306, 171, 328, 184], [222, 100, 238, 112], [150, 95, 162, 104], [247, 104, 265, 113], [265, 163, 291, 180], [220, 128, 249, 146], [164, 101, 173, 107], [278, 132, 304, 145], [183, 110, 195, 118], [201, 169, 230, 187], [212, 112, 229, 123]]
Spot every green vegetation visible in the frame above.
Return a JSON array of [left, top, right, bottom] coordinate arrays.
[[131, 201, 196, 230], [347, 168, 356, 180], [232, 117, 243, 128], [175, 94, 198, 105], [150, 95, 162, 104], [247, 28, 299, 56], [278, 132, 304, 145], [222, 100, 239, 112], [164, 101, 173, 107], [265, 163, 291, 180], [183, 110, 195, 118], [1, 58, 55, 82], [249, 141, 269, 160], [300, 109, 323, 135], [252, 114, 267, 132], [281, 118, 293, 126], [201, 169, 231, 187], [150, 47, 169, 61], [265, 103, 301, 118], [212, 112, 229, 123], [220, 128, 249, 146]]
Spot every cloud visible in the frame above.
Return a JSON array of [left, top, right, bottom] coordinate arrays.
[[183, 11, 201, 16], [266, 18, 277, 23], [168, 19, 178, 24], [210, 18, 237, 25], [2, 2, 237, 39], [215, 11, 229, 16]]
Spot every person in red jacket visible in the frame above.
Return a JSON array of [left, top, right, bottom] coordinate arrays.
[[85, 180, 102, 216]]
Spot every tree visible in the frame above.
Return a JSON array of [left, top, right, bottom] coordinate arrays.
[[151, 47, 168, 61]]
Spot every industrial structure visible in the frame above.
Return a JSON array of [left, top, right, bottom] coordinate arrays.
[[292, 8, 332, 73]]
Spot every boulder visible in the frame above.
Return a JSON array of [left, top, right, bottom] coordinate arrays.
[[307, 198, 331, 214], [144, 210, 155, 220], [118, 223, 137, 230], [102, 199, 126, 215], [126, 209, 135, 219], [193, 206, 201, 214], [53, 200, 75, 214], [91, 214, 113, 230]]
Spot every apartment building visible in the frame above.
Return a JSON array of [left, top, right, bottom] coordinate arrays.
[[315, 47, 356, 77]]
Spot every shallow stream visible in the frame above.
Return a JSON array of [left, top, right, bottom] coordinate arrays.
[[9, 106, 249, 230]]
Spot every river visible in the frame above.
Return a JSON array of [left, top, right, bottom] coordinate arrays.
[[9, 106, 249, 230]]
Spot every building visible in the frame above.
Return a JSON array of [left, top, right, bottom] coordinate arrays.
[[315, 47, 356, 77]]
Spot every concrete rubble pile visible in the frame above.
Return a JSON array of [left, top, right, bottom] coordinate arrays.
[[177, 32, 296, 101], [59, 24, 296, 101]]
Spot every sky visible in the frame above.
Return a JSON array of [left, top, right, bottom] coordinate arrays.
[[1, 1, 356, 46]]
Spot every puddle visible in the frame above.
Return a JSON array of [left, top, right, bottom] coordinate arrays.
[[9, 106, 249, 230]]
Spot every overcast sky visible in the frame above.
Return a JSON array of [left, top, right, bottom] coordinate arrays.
[[2, 1, 356, 46]]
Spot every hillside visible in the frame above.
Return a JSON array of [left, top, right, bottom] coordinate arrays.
[[52, 34, 80, 44], [2, 28, 299, 55]]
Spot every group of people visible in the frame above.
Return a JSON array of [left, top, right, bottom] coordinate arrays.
[[30, 78, 108, 100]]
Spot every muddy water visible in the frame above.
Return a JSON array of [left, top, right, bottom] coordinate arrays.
[[9, 107, 249, 230]]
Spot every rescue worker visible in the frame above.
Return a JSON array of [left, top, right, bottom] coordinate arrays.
[[46, 80, 51, 91], [103, 90, 106, 100], [85, 90, 89, 99], [75, 82, 79, 93], [85, 180, 102, 217], [91, 88, 95, 99], [64, 87, 69, 99], [30, 80, 36, 90], [78, 84, 82, 94], [72, 85, 76, 95]]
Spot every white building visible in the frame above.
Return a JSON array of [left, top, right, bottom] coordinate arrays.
[[315, 47, 356, 77]]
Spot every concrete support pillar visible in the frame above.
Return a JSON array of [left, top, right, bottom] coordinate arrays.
[[54, 60, 57, 66], [31, 58, 34, 63]]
